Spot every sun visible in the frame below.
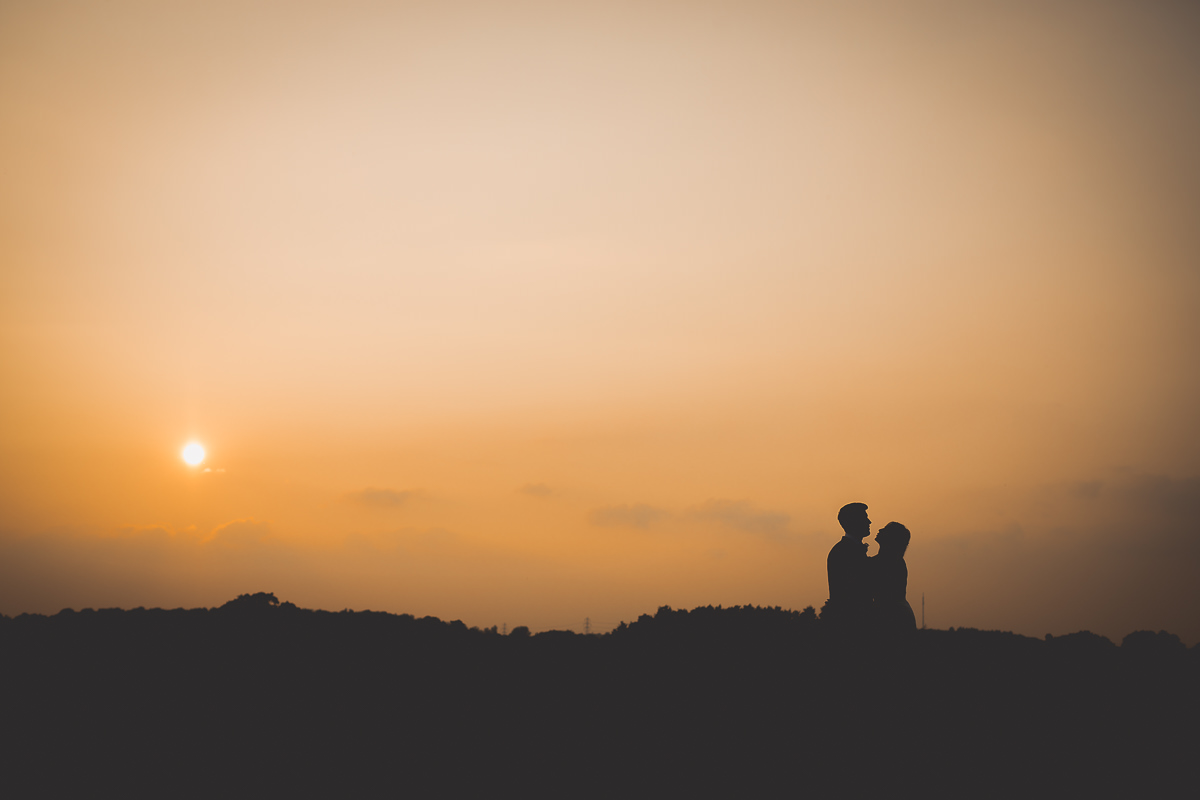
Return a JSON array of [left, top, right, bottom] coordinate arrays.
[[182, 442, 206, 466]]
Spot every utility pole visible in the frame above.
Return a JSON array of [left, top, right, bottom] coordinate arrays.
[[922, 594, 926, 630], [584, 617, 591, 635]]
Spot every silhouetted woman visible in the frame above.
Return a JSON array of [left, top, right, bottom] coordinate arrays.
[[871, 522, 916, 637]]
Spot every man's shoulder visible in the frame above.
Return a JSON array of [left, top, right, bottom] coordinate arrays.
[[828, 537, 866, 560]]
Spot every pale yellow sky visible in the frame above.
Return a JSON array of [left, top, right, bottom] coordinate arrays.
[[2, 1, 1198, 641]]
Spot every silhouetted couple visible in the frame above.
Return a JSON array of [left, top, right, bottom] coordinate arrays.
[[825, 502, 916, 638]]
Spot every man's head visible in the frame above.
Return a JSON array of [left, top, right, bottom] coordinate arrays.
[[837, 502, 870, 539]]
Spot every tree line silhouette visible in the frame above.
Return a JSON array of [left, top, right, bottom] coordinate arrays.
[[1, 593, 1195, 797]]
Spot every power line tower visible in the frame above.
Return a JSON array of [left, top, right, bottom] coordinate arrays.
[[921, 594, 926, 630], [502, 622, 507, 636], [584, 617, 591, 635]]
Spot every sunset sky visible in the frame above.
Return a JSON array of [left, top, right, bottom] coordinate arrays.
[[2, 0, 1198, 642]]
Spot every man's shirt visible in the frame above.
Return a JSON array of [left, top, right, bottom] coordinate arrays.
[[827, 536, 871, 617]]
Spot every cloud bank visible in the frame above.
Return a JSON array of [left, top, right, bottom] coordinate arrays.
[[344, 488, 417, 509], [686, 499, 791, 536], [588, 504, 669, 529]]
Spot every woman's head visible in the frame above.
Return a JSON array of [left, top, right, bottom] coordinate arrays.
[[875, 522, 911, 556]]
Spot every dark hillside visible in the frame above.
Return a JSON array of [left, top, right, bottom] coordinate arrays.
[[1, 594, 1195, 798]]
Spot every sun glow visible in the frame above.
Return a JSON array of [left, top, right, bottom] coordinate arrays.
[[182, 442, 206, 466]]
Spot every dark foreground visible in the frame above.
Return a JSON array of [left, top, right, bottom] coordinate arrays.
[[2, 594, 1195, 798]]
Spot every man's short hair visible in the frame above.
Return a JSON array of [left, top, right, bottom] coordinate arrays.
[[837, 502, 868, 530]]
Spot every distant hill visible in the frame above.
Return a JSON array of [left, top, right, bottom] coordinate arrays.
[[2, 594, 1195, 798]]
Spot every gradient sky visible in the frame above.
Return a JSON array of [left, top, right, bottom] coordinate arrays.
[[2, 0, 1198, 642]]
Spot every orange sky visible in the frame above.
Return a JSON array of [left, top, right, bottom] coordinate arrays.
[[2, 0, 1198, 642]]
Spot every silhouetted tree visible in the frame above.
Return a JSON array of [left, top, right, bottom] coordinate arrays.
[[220, 591, 280, 611], [1122, 629, 1186, 657]]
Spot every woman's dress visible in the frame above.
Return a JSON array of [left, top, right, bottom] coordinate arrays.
[[871, 554, 917, 635]]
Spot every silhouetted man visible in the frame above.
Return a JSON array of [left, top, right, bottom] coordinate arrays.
[[824, 502, 872, 631]]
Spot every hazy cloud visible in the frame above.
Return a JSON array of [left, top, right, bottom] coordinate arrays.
[[206, 518, 272, 549], [1110, 472, 1200, 518], [518, 483, 554, 498], [346, 526, 457, 554], [686, 499, 791, 536], [903, 470, 1200, 642], [0, 519, 300, 615], [1017, 471, 1200, 534], [345, 487, 417, 509], [112, 525, 174, 541], [589, 504, 669, 529]]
